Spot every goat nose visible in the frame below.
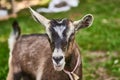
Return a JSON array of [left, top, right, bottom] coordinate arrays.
[[52, 56, 63, 64]]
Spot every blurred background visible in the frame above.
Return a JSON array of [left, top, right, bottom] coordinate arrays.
[[0, 0, 120, 80]]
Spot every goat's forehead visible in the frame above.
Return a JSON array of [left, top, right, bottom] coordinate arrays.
[[49, 19, 69, 37], [50, 19, 70, 27], [47, 19, 75, 40], [50, 19, 74, 31]]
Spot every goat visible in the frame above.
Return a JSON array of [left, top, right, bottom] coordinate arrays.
[[7, 7, 93, 80]]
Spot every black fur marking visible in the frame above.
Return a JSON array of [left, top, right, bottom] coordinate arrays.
[[12, 21, 21, 40], [49, 19, 69, 51], [22, 71, 35, 80], [14, 72, 22, 80]]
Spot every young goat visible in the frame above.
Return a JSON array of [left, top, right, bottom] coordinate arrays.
[[7, 8, 93, 80]]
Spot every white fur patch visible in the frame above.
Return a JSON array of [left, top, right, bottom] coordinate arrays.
[[7, 33, 16, 80], [67, 22, 75, 40], [46, 27, 52, 40], [36, 58, 46, 80], [53, 26, 66, 39], [8, 53, 12, 68], [52, 48, 64, 57], [53, 62, 65, 71], [52, 48, 65, 71], [8, 33, 17, 55]]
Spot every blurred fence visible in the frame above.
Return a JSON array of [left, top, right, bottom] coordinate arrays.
[[0, 0, 49, 20]]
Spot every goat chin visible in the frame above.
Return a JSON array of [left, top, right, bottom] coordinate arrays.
[[53, 63, 65, 71]]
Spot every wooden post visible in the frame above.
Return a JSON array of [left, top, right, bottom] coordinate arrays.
[[10, 0, 16, 14]]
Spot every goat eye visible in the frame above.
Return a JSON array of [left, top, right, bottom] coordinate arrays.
[[62, 45, 66, 51], [62, 41, 67, 50], [63, 46, 66, 50]]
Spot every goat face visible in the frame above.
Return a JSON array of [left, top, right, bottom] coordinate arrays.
[[49, 19, 74, 71], [29, 7, 94, 71]]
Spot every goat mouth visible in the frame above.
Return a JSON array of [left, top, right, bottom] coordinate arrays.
[[53, 63, 65, 71], [55, 64, 63, 67]]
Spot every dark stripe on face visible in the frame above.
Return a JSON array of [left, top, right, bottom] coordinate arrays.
[[50, 19, 69, 27], [49, 19, 69, 51]]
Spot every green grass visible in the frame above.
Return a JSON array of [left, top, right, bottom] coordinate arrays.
[[0, 0, 120, 80]]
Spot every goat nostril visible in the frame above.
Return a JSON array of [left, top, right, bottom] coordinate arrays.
[[53, 56, 63, 64], [59, 56, 63, 60]]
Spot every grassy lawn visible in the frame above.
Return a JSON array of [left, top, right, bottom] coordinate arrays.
[[0, 0, 120, 80]]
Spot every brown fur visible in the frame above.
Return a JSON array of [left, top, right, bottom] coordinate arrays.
[[7, 33, 82, 80], [7, 11, 94, 80]]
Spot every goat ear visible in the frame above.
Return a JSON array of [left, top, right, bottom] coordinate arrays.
[[29, 7, 50, 28], [73, 14, 93, 31]]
